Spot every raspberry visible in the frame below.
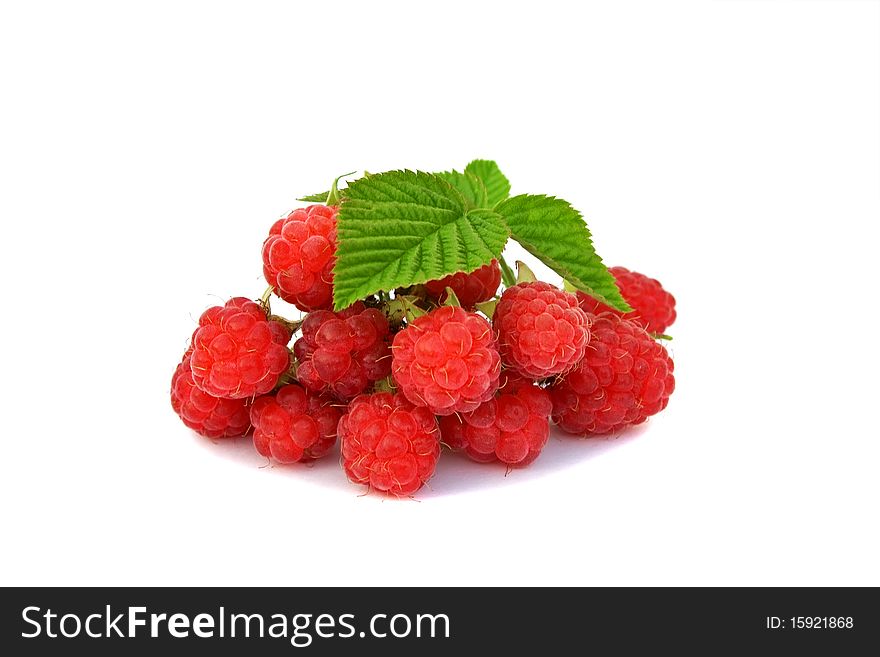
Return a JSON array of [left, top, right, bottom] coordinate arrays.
[[440, 373, 552, 466], [190, 297, 291, 399], [576, 266, 676, 334], [493, 281, 590, 380], [424, 260, 501, 308], [250, 384, 341, 463], [339, 392, 440, 496], [262, 204, 338, 311], [391, 306, 501, 416], [549, 313, 675, 435], [293, 301, 391, 401], [171, 353, 251, 438]]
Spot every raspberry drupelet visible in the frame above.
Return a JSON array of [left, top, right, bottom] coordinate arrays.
[[424, 260, 502, 308], [439, 372, 552, 466], [339, 392, 441, 496], [171, 353, 252, 438], [391, 306, 501, 416], [262, 204, 338, 312], [549, 313, 675, 435], [493, 281, 590, 380], [293, 301, 391, 401], [189, 297, 291, 400], [576, 266, 676, 334], [250, 384, 341, 464]]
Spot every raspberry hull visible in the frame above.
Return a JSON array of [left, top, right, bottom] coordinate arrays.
[[250, 384, 341, 463], [339, 392, 441, 496], [424, 260, 502, 308], [494, 282, 590, 380], [550, 313, 675, 435], [391, 306, 501, 416], [189, 297, 291, 399], [294, 302, 391, 401], [577, 266, 676, 334], [440, 373, 552, 466], [171, 353, 252, 438], [262, 205, 338, 312]]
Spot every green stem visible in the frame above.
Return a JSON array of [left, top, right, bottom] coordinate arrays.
[[325, 171, 357, 206], [499, 255, 516, 288], [258, 286, 274, 313], [269, 315, 304, 335]]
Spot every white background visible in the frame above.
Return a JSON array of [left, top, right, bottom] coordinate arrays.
[[1, 0, 878, 586]]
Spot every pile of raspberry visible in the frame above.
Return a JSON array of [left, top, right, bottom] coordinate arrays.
[[171, 202, 677, 497]]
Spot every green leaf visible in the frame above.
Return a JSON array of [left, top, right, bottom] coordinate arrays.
[[464, 159, 511, 206], [297, 190, 332, 202], [333, 170, 509, 310], [436, 170, 489, 208], [496, 194, 631, 312], [297, 172, 357, 203]]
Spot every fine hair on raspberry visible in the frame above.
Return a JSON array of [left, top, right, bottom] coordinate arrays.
[[171, 353, 252, 438], [493, 281, 590, 380], [294, 301, 391, 401], [550, 313, 675, 435], [262, 204, 338, 312], [250, 384, 341, 464], [440, 372, 552, 466], [339, 392, 441, 496], [189, 297, 292, 399], [391, 305, 501, 416]]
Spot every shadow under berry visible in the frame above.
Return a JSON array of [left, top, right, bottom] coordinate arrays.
[[192, 422, 649, 499]]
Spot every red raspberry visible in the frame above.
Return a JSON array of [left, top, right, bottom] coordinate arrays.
[[440, 373, 552, 466], [250, 384, 341, 463], [424, 260, 501, 308], [549, 313, 675, 435], [171, 353, 251, 438], [294, 301, 391, 401], [576, 266, 676, 334], [391, 306, 501, 416], [339, 392, 440, 496], [262, 204, 337, 311], [190, 297, 291, 399], [493, 281, 590, 380]]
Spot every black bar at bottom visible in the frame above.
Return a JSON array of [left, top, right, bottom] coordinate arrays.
[[1, 587, 876, 654]]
